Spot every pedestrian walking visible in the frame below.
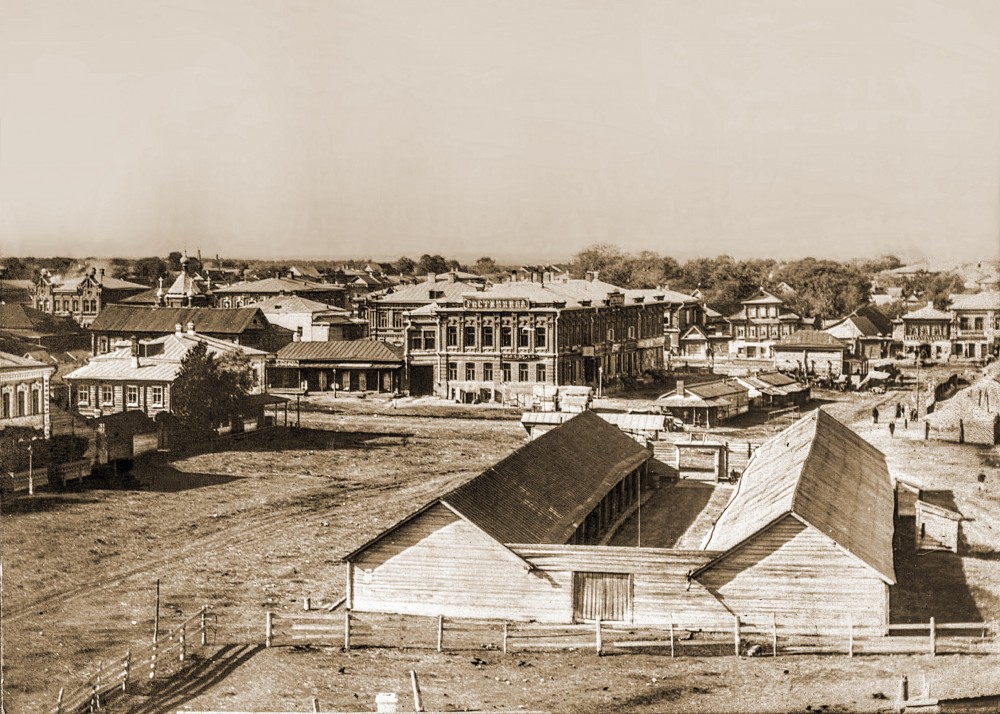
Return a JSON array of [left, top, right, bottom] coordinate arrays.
[[903, 415, 908, 429], [872, 406, 879, 424], [889, 421, 896, 438], [924, 420, 930, 440]]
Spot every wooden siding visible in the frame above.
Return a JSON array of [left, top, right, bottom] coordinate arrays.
[[916, 502, 961, 552], [351, 503, 570, 622], [697, 515, 889, 630], [512, 544, 730, 626]]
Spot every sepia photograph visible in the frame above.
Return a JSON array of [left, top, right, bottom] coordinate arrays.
[[2, 1, 1000, 712]]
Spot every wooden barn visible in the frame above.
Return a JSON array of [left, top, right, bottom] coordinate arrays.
[[696, 409, 896, 630], [343, 409, 896, 631]]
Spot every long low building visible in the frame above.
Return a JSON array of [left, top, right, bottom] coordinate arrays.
[[269, 339, 404, 393], [342, 408, 896, 631]]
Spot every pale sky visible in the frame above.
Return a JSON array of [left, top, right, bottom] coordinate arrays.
[[2, 0, 999, 263]]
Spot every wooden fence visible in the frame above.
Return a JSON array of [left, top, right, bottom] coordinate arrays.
[[265, 611, 1000, 658], [49, 606, 210, 714]]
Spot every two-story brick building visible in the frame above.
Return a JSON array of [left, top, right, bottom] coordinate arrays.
[[33, 268, 149, 327], [403, 273, 666, 400], [361, 273, 487, 346], [948, 292, 1000, 362]]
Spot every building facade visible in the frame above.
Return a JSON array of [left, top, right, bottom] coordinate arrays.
[[403, 275, 666, 400], [948, 292, 1000, 362], [0, 351, 56, 438], [64, 329, 267, 420], [32, 268, 149, 327], [213, 277, 347, 311], [725, 289, 804, 359], [901, 301, 953, 360]]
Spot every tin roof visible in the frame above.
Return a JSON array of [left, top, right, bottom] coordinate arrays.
[[903, 301, 952, 321], [0, 303, 84, 338], [89, 305, 269, 335], [253, 294, 348, 315], [948, 292, 1000, 311], [213, 276, 342, 295], [774, 329, 847, 350], [701, 409, 895, 584], [0, 350, 54, 372], [275, 339, 403, 364]]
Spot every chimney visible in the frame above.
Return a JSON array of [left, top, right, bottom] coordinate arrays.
[[187, 321, 195, 336], [510, 270, 518, 283], [927, 300, 934, 309], [293, 326, 303, 342], [591, 270, 599, 283], [448, 271, 457, 283], [676, 379, 685, 397], [530, 270, 537, 283], [427, 272, 435, 284], [175, 322, 183, 336], [130, 335, 140, 369]]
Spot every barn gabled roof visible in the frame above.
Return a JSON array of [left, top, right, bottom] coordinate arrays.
[[345, 411, 651, 560], [698, 409, 895, 584]]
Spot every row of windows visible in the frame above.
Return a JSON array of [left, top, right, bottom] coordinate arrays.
[[0, 388, 42, 419], [39, 298, 98, 313], [736, 324, 794, 339], [957, 317, 1000, 331], [446, 362, 547, 383], [77, 384, 163, 408]]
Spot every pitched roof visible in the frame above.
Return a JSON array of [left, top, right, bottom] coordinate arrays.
[[63, 333, 266, 383], [44, 273, 148, 291], [373, 279, 484, 304], [701, 410, 895, 583], [442, 411, 650, 545], [0, 303, 84, 338], [774, 329, 847, 350], [213, 277, 342, 295], [89, 305, 269, 334], [903, 301, 951, 321], [948, 292, 1000, 311], [0, 350, 54, 371], [275, 339, 403, 363], [742, 289, 784, 304], [253, 294, 348, 315]]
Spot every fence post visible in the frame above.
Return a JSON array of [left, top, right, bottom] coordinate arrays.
[[312, 697, 320, 713], [897, 675, 909, 709], [344, 610, 351, 651], [669, 614, 675, 658], [437, 615, 444, 653], [734, 615, 741, 657], [179, 624, 186, 662], [410, 670, 424, 713], [847, 614, 853, 657], [148, 639, 158, 680], [595, 618, 603, 656], [122, 650, 131, 693], [304, 597, 311, 611], [265, 611, 273, 648], [771, 613, 777, 657], [55, 687, 64, 714], [502, 623, 508, 655], [200, 606, 207, 646], [929, 617, 936, 656]]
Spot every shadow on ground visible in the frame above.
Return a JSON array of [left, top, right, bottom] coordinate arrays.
[[890, 516, 982, 623]]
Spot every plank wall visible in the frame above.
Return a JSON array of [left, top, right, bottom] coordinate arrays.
[[350, 503, 572, 621], [696, 514, 889, 630], [513, 544, 731, 627]]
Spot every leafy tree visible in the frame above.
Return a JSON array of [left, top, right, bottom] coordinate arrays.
[[416, 254, 449, 275], [394, 256, 416, 275], [132, 257, 168, 287], [903, 271, 965, 310], [776, 259, 871, 319], [167, 251, 183, 271], [473, 257, 497, 276], [171, 341, 251, 435]]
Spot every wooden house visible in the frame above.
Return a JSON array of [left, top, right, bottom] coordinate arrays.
[[696, 409, 896, 630], [654, 378, 750, 427], [269, 339, 404, 393]]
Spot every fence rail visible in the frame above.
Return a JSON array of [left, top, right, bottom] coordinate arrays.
[[50, 605, 210, 714], [265, 611, 999, 659]]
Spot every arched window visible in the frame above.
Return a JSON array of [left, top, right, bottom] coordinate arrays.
[[17, 389, 26, 417], [32, 388, 41, 415], [1, 392, 10, 419]]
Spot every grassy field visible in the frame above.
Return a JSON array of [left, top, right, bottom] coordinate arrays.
[[3, 381, 1000, 713]]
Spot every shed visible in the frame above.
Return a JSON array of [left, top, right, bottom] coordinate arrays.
[[693, 409, 896, 631], [915, 490, 962, 553]]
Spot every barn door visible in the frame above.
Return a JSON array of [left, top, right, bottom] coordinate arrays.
[[573, 572, 632, 622]]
